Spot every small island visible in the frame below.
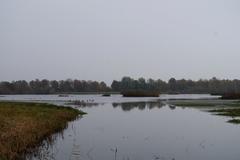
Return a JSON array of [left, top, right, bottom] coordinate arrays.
[[121, 90, 160, 97]]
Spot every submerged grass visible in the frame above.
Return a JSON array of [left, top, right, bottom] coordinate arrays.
[[209, 108, 240, 124], [209, 108, 240, 117], [167, 99, 240, 124], [0, 101, 85, 160], [168, 102, 216, 107], [167, 99, 240, 108], [227, 119, 240, 124]]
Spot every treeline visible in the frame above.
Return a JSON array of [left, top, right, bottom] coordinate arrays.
[[111, 77, 240, 94], [0, 79, 110, 94], [1, 77, 240, 94]]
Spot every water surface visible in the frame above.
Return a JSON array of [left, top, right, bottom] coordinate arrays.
[[1, 94, 239, 160]]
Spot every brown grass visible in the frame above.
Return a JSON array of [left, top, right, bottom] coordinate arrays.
[[0, 102, 85, 160]]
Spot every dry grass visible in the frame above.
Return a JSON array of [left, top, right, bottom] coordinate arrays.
[[0, 102, 85, 160]]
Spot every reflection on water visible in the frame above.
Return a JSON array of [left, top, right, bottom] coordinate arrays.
[[26, 135, 59, 160], [112, 101, 166, 111], [66, 100, 104, 108], [68, 100, 171, 112]]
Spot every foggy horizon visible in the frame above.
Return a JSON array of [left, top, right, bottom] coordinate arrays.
[[1, 0, 240, 84]]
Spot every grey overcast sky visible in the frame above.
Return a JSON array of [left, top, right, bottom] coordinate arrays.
[[1, 0, 240, 84]]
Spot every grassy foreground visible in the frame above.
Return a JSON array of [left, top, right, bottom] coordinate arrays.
[[0, 102, 85, 160]]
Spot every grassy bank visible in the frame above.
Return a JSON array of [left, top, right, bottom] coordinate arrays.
[[0, 102, 85, 160]]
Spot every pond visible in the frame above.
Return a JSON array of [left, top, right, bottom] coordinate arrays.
[[1, 94, 240, 160]]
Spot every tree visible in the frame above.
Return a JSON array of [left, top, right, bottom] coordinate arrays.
[[111, 80, 121, 91], [168, 78, 177, 91]]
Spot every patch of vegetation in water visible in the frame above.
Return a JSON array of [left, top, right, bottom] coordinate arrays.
[[169, 102, 216, 107], [209, 108, 240, 117], [167, 99, 240, 124], [167, 99, 240, 125], [227, 119, 240, 124], [0, 101, 86, 160], [209, 108, 240, 124], [167, 99, 240, 108]]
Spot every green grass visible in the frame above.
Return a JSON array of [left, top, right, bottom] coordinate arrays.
[[0, 101, 85, 160]]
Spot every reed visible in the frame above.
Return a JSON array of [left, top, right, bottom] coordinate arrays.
[[0, 102, 85, 160]]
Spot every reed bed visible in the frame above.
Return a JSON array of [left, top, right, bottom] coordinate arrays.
[[0, 102, 85, 160]]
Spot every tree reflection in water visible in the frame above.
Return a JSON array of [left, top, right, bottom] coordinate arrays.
[[112, 101, 170, 111]]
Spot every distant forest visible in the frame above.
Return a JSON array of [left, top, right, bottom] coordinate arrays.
[[0, 77, 240, 94], [0, 79, 111, 94]]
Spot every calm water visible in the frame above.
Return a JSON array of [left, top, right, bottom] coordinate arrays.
[[1, 94, 240, 160]]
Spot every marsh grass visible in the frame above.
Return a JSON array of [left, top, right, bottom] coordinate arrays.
[[209, 108, 240, 117], [169, 102, 216, 107], [209, 108, 240, 124], [227, 119, 240, 124], [167, 99, 240, 124], [0, 101, 85, 160], [167, 99, 240, 108]]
